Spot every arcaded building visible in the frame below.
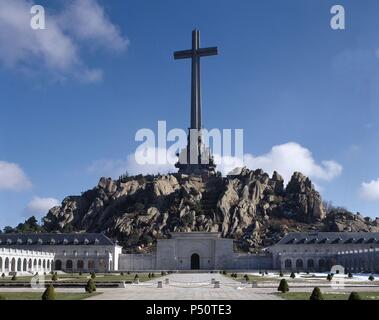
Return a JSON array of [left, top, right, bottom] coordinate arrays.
[[0, 233, 122, 273], [1, 231, 379, 273], [0, 248, 54, 275], [268, 232, 379, 273]]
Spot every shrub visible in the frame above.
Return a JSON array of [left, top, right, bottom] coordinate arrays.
[[161, 271, 166, 276], [369, 275, 375, 281], [151, 273, 155, 278], [148, 273, 151, 278], [348, 272, 353, 278], [42, 285, 56, 300], [243, 274, 250, 281], [1, 273, 5, 278], [134, 274, 139, 280], [222, 270, 227, 275], [85, 279, 96, 293], [348, 292, 361, 300], [277, 279, 289, 293], [326, 274, 333, 282], [279, 272, 284, 277], [79, 271, 82, 276], [309, 287, 323, 300], [52, 273, 58, 281], [127, 271, 130, 275], [290, 272, 296, 279], [11, 275, 17, 281], [90, 272, 96, 279]]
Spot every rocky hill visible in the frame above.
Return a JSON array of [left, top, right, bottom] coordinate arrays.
[[42, 168, 379, 253]]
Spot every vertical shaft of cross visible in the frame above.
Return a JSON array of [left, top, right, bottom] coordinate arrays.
[[191, 29, 201, 130]]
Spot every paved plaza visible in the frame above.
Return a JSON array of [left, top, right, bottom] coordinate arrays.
[[86, 273, 282, 300]]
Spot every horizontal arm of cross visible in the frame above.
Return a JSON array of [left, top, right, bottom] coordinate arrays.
[[174, 47, 219, 60]]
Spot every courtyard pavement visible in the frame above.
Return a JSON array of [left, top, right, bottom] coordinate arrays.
[[85, 273, 283, 300]]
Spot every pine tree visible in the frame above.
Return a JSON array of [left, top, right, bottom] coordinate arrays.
[[52, 273, 58, 281], [309, 287, 324, 300], [11, 275, 16, 281], [90, 272, 96, 279], [279, 272, 284, 277], [326, 274, 333, 281], [290, 272, 296, 279], [85, 279, 96, 293], [277, 279, 289, 293], [369, 275, 375, 281], [348, 272, 353, 278], [348, 292, 361, 300], [42, 285, 56, 300]]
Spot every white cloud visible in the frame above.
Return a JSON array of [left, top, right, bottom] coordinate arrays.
[[59, 0, 129, 52], [360, 178, 379, 201], [26, 196, 60, 214], [241, 142, 342, 183], [0, 161, 32, 191], [0, 0, 128, 82], [88, 142, 342, 185]]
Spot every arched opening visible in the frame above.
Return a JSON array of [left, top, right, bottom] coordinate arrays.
[[66, 260, 73, 271], [11, 258, 16, 272], [99, 259, 107, 272], [4, 257, 9, 271], [23, 258, 27, 272], [284, 259, 292, 269], [318, 259, 326, 272], [47, 260, 50, 269], [307, 259, 315, 270], [190, 253, 200, 270], [28, 259, 32, 271], [296, 259, 303, 270], [88, 260, 95, 271], [77, 260, 84, 271], [55, 260, 62, 271], [43, 260, 46, 269], [0, 257, 2, 271], [38, 259, 42, 269], [17, 258, 22, 271]]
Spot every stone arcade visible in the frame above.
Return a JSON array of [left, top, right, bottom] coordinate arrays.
[[0, 233, 122, 273], [1, 231, 379, 273]]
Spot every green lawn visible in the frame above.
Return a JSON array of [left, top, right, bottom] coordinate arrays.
[[0, 292, 100, 300], [278, 292, 379, 300]]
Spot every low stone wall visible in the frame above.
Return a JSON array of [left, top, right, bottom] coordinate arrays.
[[119, 253, 156, 271], [229, 254, 273, 270]]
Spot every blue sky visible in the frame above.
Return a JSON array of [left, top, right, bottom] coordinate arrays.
[[1, 0, 379, 228]]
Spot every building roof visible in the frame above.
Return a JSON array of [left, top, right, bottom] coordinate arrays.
[[0, 233, 115, 246], [276, 232, 379, 245], [170, 232, 221, 239]]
